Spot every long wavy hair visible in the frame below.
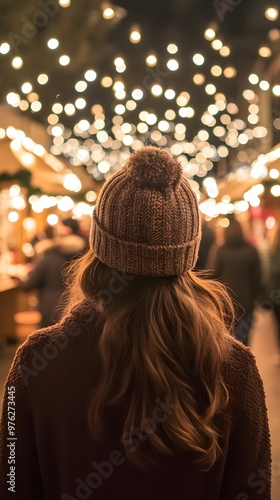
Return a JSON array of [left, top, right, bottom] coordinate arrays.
[[63, 249, 234, 470]]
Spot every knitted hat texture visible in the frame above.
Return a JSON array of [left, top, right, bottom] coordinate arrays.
[[90, 146, 201, 276]]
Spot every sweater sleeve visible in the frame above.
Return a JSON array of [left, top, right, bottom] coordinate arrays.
[[0, 344, 45, 499], [219, 348, 271, 500]]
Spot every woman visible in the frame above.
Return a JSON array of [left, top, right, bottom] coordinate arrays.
[[211, 219, 262, 346], [0, 147, 271, 499]]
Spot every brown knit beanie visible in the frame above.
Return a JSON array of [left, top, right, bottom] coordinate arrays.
[[90, 146, 201, 276]]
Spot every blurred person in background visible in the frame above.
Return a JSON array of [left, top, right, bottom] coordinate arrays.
[[0, 148, 270, 499], [19, 218, 86, 327], [211, 218, 262, 346], [268, 223, 280, 364], [195, 216, 215, 270]]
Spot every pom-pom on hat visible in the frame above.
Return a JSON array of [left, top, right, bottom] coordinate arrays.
[[90, 146, 201, 276]]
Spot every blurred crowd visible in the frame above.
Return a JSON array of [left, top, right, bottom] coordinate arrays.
[[14, 215, 280, 361]]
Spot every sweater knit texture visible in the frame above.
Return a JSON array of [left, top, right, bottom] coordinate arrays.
[[0, 301, 271, 500], [90, 146, 201, 276]]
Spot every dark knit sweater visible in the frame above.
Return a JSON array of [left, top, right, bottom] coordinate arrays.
[[0, 302, 271, 500]]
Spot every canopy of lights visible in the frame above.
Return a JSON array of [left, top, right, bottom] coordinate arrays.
[[0, 0, 280, 222]]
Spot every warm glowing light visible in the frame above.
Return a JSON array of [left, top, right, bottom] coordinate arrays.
[[211, 65, 222, 77], [165, 109, 176, 120], [85, 191, 97, 202], [177, 92, 190, 106], [12, 56, 23, 69], [63, 173, 82, 192], [64, 103, 76, 115], [271, 185, 280, 196], [205, 84, 216, 95], [259, 46, 271, 57], [243, 89, 255, 100], [211, 39, 223, 50], [101, 76, 113, 87], [115, 104, 126, 114], [265, 216, 276, 230], [204, 28, 216, 41], [75, 80, 87, 92], [132, 88, 144, 100], [248, 73, 259, 85], [167, 43, 178, 54], [193, 73, 205, 85], [193, 53, 204, 66], [268, 28, 280, 40], [21, 153, 35, 167], [59, 55, 70, 66], [269, 169, 279, 179], [164, 89, 175, 100], [259, 80, 270, 91], [151, 84, 163, 96], [224, 67, 236, 78], [30, 101, 42, 112], [11, 196, 26, 210], [103, 6, 115, 19], [167, 59, 179, 71], [129, 26, 141, 43], [57, 197, 75, 211], [75, 98, 86, 109], [6, 92, 20, 107], [220, 46, 230, 57], [84, 69, 97, 81], [47, 38, 59, 49], [265, 7, 279, 21], [272, 85, 280, 96], [146, 54, 157, 67], [21, 82, 32, 94], [179, 107, 194, 118], [47, 214, 59, 225], [52, 103, 63, 114], [218, 145, 229, 157], [0, 42, 10, 54], [38, 73, 48, 85], [59, 0, 71, 6], [8, 212, 19, 222]]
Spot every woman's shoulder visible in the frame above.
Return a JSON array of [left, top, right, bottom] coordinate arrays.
[[9, 301, 100, 384], [223, 337, 258, 379], [222, 337, 266, 414]]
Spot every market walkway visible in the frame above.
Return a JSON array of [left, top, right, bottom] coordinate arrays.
[[0, 311, 279, 499]]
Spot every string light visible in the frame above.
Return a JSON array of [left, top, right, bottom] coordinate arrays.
[[248, 73, 259, 85], [167, 59, 179, 71], [146, 54, 157, 66], [192, 53, 204, 65], [47, 38, 59, 49], [12, 56, 23, 69], [264, 7, 279, 21], [211, 39, 223, 50], [167, 44, 178, 54], [151, 84, 163, 96], [0, 42, 10, 54], [19, 87, 31, 100], [193, 73, 205, 85], [59, 0, 71, 7], [129, 25, 141, 43], [204, 28, 216, 40], [259, 46, 271, 57], [102, 5, 115, 19], [84, 69, 97, 81], [259, 80, 270, 91], [224, 67, 236, 78], [59, 55, 70, 66], [273, 85, 280, 96]]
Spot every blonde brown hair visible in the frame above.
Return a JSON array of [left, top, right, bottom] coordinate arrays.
[[63, 250, 234, 470]]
